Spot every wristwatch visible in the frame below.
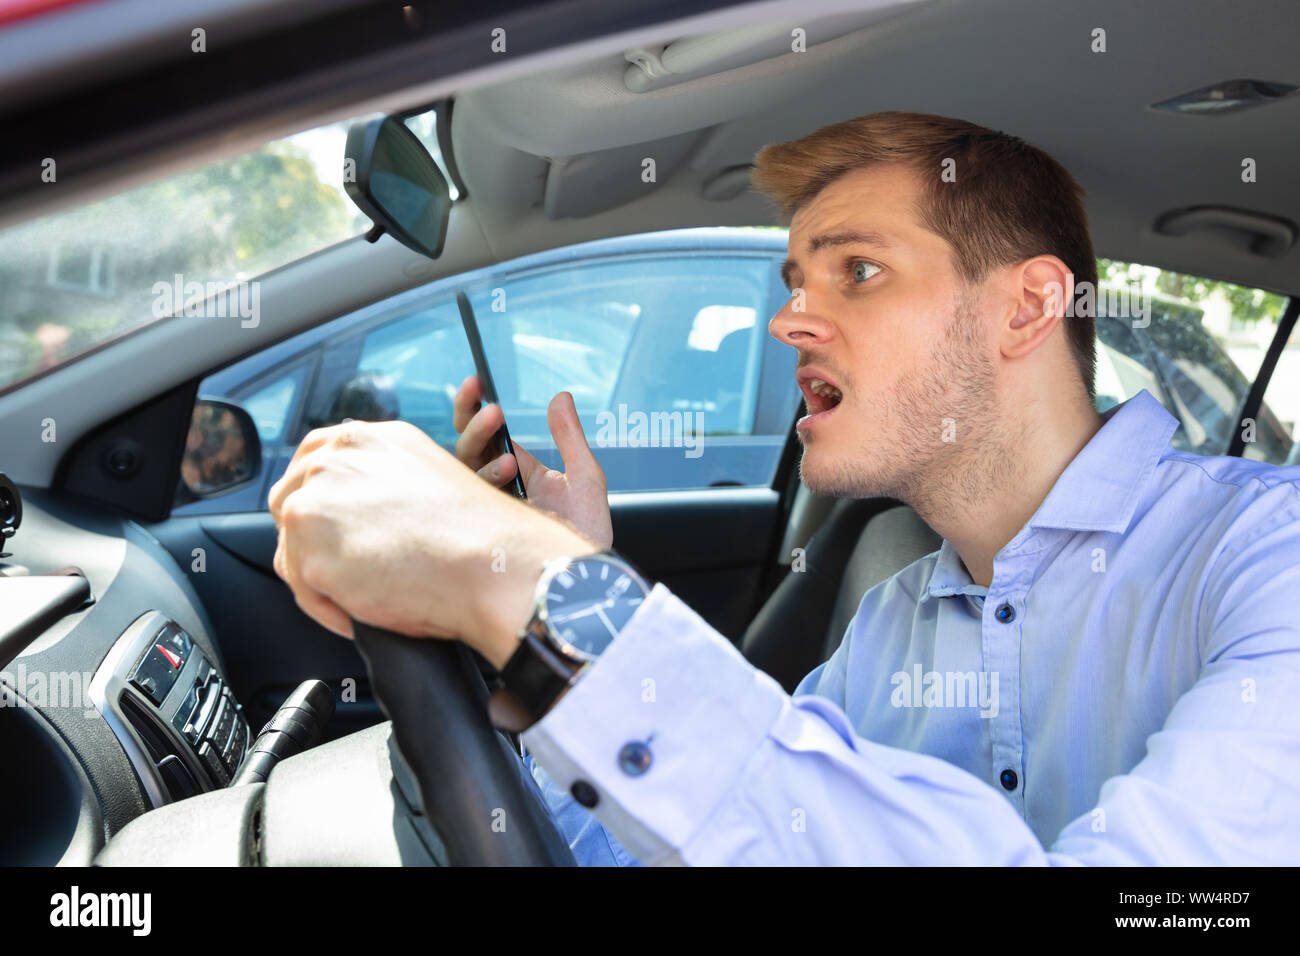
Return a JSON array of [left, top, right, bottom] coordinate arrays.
[[487, 549, 651, 733]]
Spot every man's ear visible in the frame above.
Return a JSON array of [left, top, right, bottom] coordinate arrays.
[[1001, 256, 1074, 359]]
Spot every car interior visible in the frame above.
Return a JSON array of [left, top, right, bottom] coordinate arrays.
[[1, 0, 1298, 865]]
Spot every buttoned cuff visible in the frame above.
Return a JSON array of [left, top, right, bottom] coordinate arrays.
[[520, 583, 787, 865]]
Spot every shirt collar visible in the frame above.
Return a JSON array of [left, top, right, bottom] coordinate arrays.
[[923, 389, 1178, 600], [926, 539, 989, 600], [1025, 388, 1178, 534]]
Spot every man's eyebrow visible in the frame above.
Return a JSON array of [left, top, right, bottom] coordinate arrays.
[[780, 231, 895, 290]]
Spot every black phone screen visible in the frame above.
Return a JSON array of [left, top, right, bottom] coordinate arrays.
[[456, 292, 527, 499]]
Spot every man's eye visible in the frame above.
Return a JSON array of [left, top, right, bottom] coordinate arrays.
[[851, 261, 880, 283]]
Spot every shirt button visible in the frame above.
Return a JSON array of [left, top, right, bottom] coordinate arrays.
[[1000, 768, 1018, 791], [570, 780, 599, 808], [995, 603, 1016, 624], [618, 740, 653, 776]]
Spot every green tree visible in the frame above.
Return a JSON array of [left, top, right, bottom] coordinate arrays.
[[1099, 257, 1286, 325], [0, 135, 364, 386]]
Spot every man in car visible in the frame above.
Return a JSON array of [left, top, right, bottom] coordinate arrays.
[[268, 111, 1300, 865]]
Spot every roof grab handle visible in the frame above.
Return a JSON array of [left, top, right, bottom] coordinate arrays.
[[1154, 205, 1297, 258]]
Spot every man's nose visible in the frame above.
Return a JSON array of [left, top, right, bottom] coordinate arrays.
[[768, 290, 836, 348]]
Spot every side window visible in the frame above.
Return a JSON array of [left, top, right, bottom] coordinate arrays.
[[352, 303, 472, 447], [1093, 259, 1292, 462], [236, 367, 306, 446], [177, 242, 794, 513], [474, 254, 780, 491], [1252, 321, 1300, 466]]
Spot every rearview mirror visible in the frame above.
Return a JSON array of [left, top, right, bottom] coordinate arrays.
[[180, 398, 262, 498], [344, 116, 452, 259]]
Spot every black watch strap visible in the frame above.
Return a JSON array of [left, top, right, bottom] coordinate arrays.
[[488, 629, 585, 733]]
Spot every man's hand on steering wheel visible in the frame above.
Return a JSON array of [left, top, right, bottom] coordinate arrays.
[[267, 418, 597, 669], [451, 375, 614, 551]]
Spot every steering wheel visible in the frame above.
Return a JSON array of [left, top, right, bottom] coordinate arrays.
[[351, 619, 577, 866]]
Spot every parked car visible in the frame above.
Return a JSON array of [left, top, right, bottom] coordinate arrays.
[[1094, 293, 1293, 462]]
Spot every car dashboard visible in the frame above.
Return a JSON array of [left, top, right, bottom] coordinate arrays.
[[0, 485, 247, 865]]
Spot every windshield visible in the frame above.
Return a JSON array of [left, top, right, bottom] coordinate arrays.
[[0, 114, 421, 392]]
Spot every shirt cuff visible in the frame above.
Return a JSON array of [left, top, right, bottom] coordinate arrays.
[[520, 582, 786, 865]]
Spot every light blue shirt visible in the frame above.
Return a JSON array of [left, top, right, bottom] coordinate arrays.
[[519, 389, 1300, 864]]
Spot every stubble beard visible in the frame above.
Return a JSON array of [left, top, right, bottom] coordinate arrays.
[[797, 293, 1016, 518]]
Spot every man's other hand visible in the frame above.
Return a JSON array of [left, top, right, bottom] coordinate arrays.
[[452, 375, 613, 551]]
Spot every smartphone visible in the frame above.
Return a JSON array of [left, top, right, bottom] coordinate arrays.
[[456, 292, 527, 499]]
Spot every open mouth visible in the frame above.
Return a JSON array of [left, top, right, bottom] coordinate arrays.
[[807, 377, 844, 412], [790, 371, 842, 431], [797, 371, 844, 426]]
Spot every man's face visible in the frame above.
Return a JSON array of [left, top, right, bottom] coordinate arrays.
[[770, 164, 1000, 502]]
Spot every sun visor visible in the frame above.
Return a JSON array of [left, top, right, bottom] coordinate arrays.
[[543, 129, 705, 219]]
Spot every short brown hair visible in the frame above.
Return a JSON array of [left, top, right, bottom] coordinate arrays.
[[751, 111, 1098, 399]]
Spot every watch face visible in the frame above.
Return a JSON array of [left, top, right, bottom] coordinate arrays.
[[542, 555, 650, 661]]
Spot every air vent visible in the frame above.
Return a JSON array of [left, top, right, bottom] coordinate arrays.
[[119, 693, 200, 801], [119, 693, 173, 763]]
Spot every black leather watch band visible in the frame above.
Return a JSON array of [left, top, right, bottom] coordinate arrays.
[[488, 629, 585, 733]]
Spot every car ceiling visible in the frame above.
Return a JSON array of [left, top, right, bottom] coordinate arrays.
[[2, 0, 1298, 488], [454, 0, 1300, 294]]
